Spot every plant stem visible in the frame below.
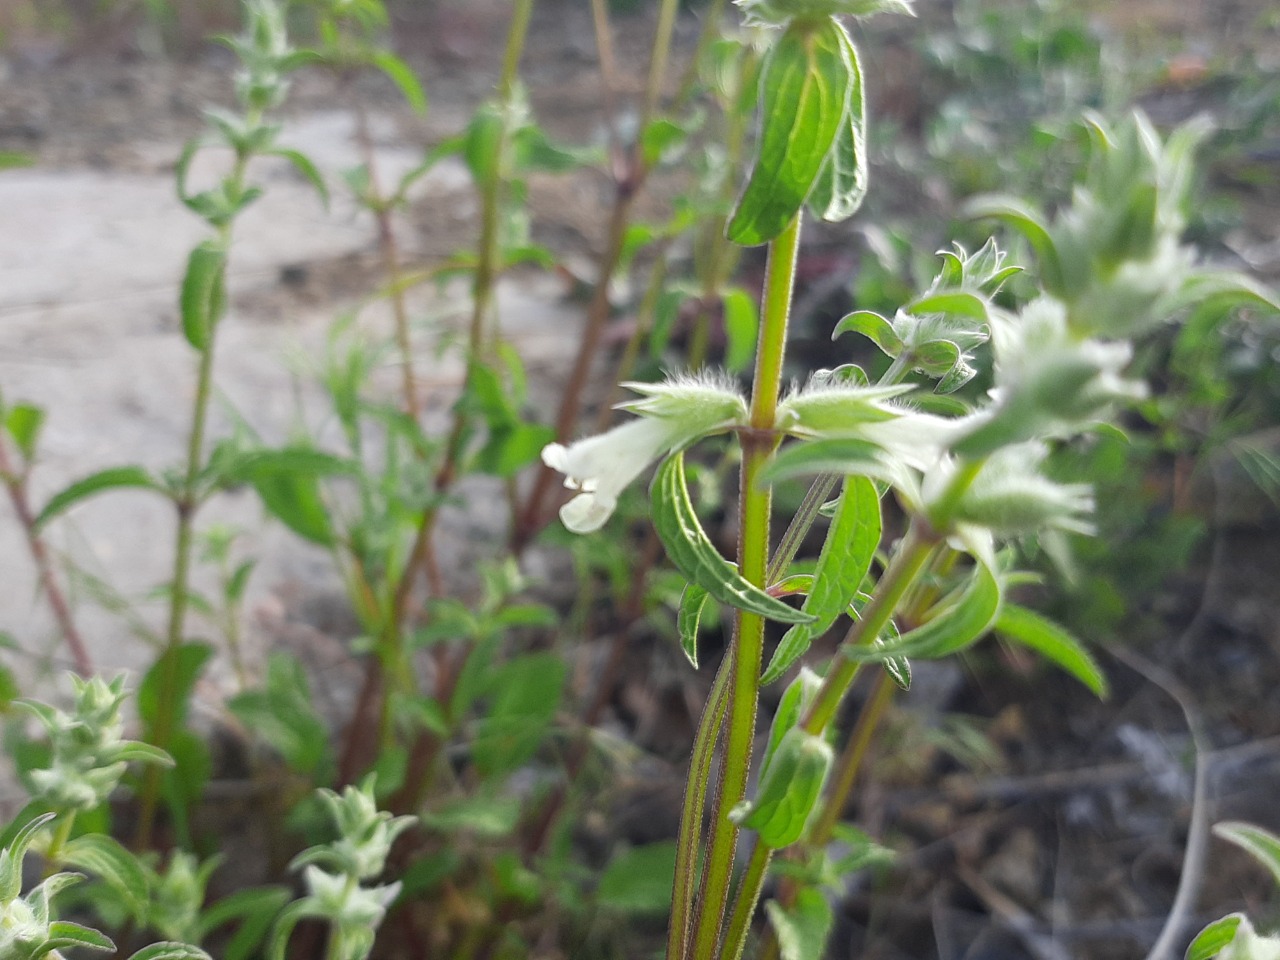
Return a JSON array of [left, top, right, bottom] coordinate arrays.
[[43, 812, 75, 876], [138, 126, 256, 848], [687, 214, 801, 960], [808, 668, 893, 845], [801, 523, 934, 736], [721, 836, 771, 960], [667, 655, 732, 960], [0, 441, 92, 676]]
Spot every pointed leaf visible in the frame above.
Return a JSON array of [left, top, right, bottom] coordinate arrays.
[[763, 477, 880, 683], [1214, 822, 1280, 888], [677, 585, 709, 669], [1185, 914, 1244, 960], [40, 922, 115, 954], [831, 310, 903, 358], [847, 559, 1000, 662], [906, 291, 990, 320], [371, 50, 427, 114], [760, 438, 911, 491], [268, 148, 329, 208], [808, 23, 867, 223], [61, 834, 149, 916], [651, 453, 813, 625], [964, 195, 1066, 296], [127, 945, 213, 960], [35, 466, 165, 531], [6, 403, 45, 460], [995, 604, 1108, 697], [728, 19, 853, 246], [0, 812, 56, 899]]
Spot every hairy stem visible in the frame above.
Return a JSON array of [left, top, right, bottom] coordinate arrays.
[[687, 214, 801, 960], [667, 656, 732, 960]]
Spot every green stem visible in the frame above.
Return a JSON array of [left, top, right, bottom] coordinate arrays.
[[43, 812, 75, 875], [721, 837, 772, 960], [666, 655, 732, 960], [801, 523, 935, 736], [138, 130, 257, 846], [687, 214, 801, 960]]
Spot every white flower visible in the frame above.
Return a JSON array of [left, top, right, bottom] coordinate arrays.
[[542, 375, 748, 533]]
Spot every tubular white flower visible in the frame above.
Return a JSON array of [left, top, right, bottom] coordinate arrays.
[[542, 375, 748, 533]]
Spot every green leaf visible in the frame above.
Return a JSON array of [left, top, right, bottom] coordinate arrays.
[[224, 448, 354, 546], [268, 148, 329, 208], [513, 123, 594, 174], [1185, 914, 1244, 960], [473, 421, 556, 478], [126, 944, 212, 960], [732, 727, 832, 848], [0, 812, 56, 899], [651, 453, 813, 625], [463, 103, 505, 185], [763, 477, 880, 683], [38, 922, 115, 956], [831, 310, 903, 358], [880, 645, 911, 690], [906, 290, 989, 320], [728, 19, 853, 246], [912, 339, 961, 375], [596, 841, 677, 915], [677, 585, 710, 669], [6, 403, 45, 460], [760, 668, 822, 782], [964, 196, 1066, 296], [61, 834, 149, 917], [420, 794, 522, 838], [759, 438, 906, 490], [109, 741, 175, 767], [35, 466, 164, 530], [198, 886, 291, 960], [227, 654, 329, 778], [807, 23, 866, 223], [1214, 822, 1280, 888], [139, 643, 213, 731], [848, 559, 1001, 663], [765, 887, 835, 960], [641, 117, 687, 168], [179, 240, 227, 350], [371, 50, 427, 113], [995, 604, 1108, 697], [472, 653, 566, 779]]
